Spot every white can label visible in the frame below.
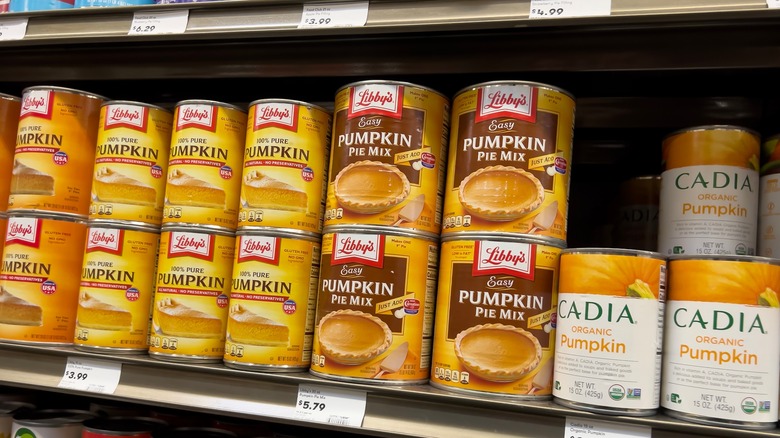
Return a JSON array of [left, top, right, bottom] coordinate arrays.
[[661, 301, 779, 422], [658, 165, 758, 256], [758, 174, 780, 258], [554, 293, 663, 409]]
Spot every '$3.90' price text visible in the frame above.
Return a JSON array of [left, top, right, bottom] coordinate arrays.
[[298, 400, 326, 411], [63, 371, 88, 380]]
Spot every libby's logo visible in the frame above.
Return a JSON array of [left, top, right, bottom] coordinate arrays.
[[475, 85, 537, 123], [167, 232, 214, 261], [472, 241, 535, 280], [5, 217, 42, 248], [238, 235, 280, 265], [253, 103, 299, 132], [348, 84, 403, 120], [86, 228, 124, 255], [104, 104, 148, 131], [331, 233, 385, 268], [176, 104, 217, 132], [20, 90, 54, 120]]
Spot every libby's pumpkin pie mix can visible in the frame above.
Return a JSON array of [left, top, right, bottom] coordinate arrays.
[[163, 100, 247, 231], [311, 229, 439, 384], [324, 81, 450, 238], [238, 100, 331, 237], [0, 213, 87, 345], [224, 232, 320, 371], [431, 235, 561, 398], [149, 227, 235, 362], [0, 94, 21, 212], [442, 81, 574, 245], [9, 86, 105, 218], [89, 101, 173, 227], [74, 224, 160, 353], [554, 249, 666, 416]]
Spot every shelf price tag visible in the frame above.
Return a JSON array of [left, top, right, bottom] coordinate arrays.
[[298, 1, 369, 29], [565, 417, 650, 438], [529, 0, 611, 18], [57, 356, 121, 394], [768, 1, 780, 8], [0, 18, 28, 41], [129, 10, 189, 35], [294, 383, 366, 426]]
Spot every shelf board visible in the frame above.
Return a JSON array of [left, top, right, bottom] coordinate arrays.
[[0, 342, 776, 438]]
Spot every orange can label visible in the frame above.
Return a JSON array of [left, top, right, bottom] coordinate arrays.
[[0, 95, 21, 212], [224, 234, 320, 368], [0, 215, 87, 344], [324, 82, 450, 237], [0, 215, 6, 250], [311, 232, 438, 382], [238, 101, 331, 234], [75, 226, 160, 350], [163, 102, 247, 230], [149, 229, 235, 360], [89, 103, 173, 226], [9, 88, 104, 217]]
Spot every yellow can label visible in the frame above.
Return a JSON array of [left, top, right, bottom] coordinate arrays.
[[75, 226, 160, 350], [238, 102, 331, 234], [89, 103, 173, 226], [0, 216, 6, 250], [432, 239, 560, 396], [0, 96, 21, 212], [324, 83, 450, 236], [0, 216, 87, 344], [311, 232, 438, 382], [442, 83, 574, 241], [163, 103, 247, 230], [149, 230, 235, 359], [9, 88, 104, 217], [224, 234, 320, 368]]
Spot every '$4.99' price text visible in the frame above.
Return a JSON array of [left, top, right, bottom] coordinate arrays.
[[63, 371, 88, 380], [531, 8, 564, 16], [298, 400, 326, 411]]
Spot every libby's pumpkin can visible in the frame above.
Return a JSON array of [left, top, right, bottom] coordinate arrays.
[[0, 94, 21, 212]]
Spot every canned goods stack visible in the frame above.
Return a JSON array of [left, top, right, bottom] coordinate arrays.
[[74, 101, 171, 354], [0, 86, 103, 346], [223, 99, 329, 372], [0, 93, 20, 253], [309, 81, 448, 385], [759, 134, 780, 257], [431, 81, 574, 398], [148, 100, 245, 363]]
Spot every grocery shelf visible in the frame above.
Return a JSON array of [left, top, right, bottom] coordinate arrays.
[[0, 341, 776, 438]]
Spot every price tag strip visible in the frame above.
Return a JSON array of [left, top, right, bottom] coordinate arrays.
[[129, 10, 189, 35], [0, 18, 28, 41], [298, 1, 369, 29], [769, 0, 780, 8], [57, 356, 122, 394], [565, 417, 651, 438], [295, 383, 366, 427], [529, 0, 611, 18]]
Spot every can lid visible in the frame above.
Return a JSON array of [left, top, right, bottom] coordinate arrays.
[[87, 220, 160, 234], [0, 402, 34, 415], [174, 99, 246, 114], [323, 225, 440, 242], [101, 100, 171, 114], [453, 80, 576, 102], [83, 417, 167, 434], [7, 211, 87, 224], [247, 98, 332, 116], [0, 92, 20, 102], [159, 427, 238, 438], [668, 254, 780, 265], [440, 232, 566, 248], [664, 124, 760, 141], [561, 247, 665, 260], [21, 86, 108, 102], [236, 228, 320, 243], [13, 409, 95, 425], [335, 80, 449, 102]]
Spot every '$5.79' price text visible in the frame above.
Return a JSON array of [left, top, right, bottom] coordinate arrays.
[[298, 400, 326, 411], [531, 8, 564, 16], [131, 25, 156, 33], [63, 371, 88, 380]]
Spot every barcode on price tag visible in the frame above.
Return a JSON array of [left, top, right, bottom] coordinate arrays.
[[565, 417, 651, 438], [768, 0, 780, 8], [57, 356, 121, 394], [0, 18, 28, 41], [294, 383, 366, 427], [298, 1, 369, 29], [129, 10, 189, 35], [529, 0, 611, 18]]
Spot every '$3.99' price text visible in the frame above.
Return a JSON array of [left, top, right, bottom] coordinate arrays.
[[298, 400, 326, 411], [302, 18, 331, 25], [63, 371, 88, 380]]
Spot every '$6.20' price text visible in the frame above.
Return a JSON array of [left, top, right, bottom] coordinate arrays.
[[531, 8, 565, 16], [63, 371, 88, 380], [298, 400, 326, 411]]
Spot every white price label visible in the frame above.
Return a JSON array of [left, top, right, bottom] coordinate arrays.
[[529, 0, 611, 18], [0, 18, 28, 41], [57, 357, 121, 394], [129, 10, 189, 35], [565, 417, 651, 438], [294, 384, 366, 426], [298, 1, 369, 29], [768, 0, 780, 8]]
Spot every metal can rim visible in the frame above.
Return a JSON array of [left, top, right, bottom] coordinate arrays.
[[7, 211, 87, 225], [0, 92, 20, 103], [763, 133, 780, 143], [22, 85, 108, 102], [160, 224, 235, 237], [668, 254, 780, 265], [562, 247, 665, 260], [86, 220, 160, 234], [13, 409, 95, 425], [323, 225, 439, 242], [82, 417, 167, 434], [454, 80, 576, 102], [247, 98, 332, 116], [440, 233, 565, 248], [664, 124, 760, 141], [235, 228, 320, 244], [174, 99, 246, 114], [0, 402, 34, 415], [335, 80, 449, 102], [101, 100, 172, 114]]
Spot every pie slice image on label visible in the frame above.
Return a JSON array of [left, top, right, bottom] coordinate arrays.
[[76, 292, 132, 331], [155, 297, 223, 338], [228, 303, 289, 346], [242, 170, 307, 212], [0, 286, 42, 326], [333, 161, 411, 214], [458, 166, 545, 221], [166, 169, 226, 209], [93, 167, 156, 206], [10, 159, 54, 196], [318, 309, 393, 365], [454, 323, 542, 383]]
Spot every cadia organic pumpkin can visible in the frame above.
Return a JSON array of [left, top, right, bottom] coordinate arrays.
[[553, 248, 666, 416], [661, 255, 780, 429]]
